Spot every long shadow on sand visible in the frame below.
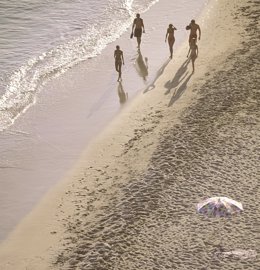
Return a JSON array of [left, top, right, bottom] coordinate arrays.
[[168, 72, 193, 107], [143, 58, 171, 93], [117, 81, 128, 105], [164, 58, 190, 95], [134, 49, 148, 82]]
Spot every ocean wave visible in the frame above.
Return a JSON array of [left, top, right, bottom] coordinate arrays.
[[0, 0, 159, 131]]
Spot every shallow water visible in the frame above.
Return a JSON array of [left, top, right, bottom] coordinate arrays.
[[0, 0, 159, 130], [0, 0, 209, 241]]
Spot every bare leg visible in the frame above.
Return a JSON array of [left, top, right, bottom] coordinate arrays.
[[169, 46, 173, 58], [168, 39, 174, 59], [115, 62, 119, 72], [137, 37, 141, 48], [117, 63, 122, 81], [192, 58, 195, 73]]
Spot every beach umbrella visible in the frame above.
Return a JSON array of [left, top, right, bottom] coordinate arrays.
[[197, 196, 243, 217], [197, 196, 244, 257]]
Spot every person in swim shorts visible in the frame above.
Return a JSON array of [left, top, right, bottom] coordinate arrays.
[[187, 19, 201, 44], [131, 13, 145, 48]]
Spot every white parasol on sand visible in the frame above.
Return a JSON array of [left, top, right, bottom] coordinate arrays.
[[197, 196, 245, 259], [197, 196, 243, 217]]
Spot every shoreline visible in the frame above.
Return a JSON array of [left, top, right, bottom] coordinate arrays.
[[1, 0, 259, 269], [0, 0, 209, 241]]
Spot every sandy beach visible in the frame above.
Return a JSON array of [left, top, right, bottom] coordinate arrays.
[[0, 0, 259, 269], [0, 0, 208, 241]]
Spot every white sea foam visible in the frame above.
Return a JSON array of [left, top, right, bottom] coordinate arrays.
[[0, 0, 158, 131]]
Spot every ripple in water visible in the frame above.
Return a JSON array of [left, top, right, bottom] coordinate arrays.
[[0, 0, 159, 131]]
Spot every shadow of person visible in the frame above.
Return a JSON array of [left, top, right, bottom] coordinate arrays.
[[117, 81, 128, 105], [135, 49, 148, 81], [168, 72, 193, 107], [143, 58, 171, 93], [164, 58, 190, 95]]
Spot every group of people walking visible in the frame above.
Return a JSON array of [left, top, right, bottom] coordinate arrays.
[[114, 14, 201, 81]]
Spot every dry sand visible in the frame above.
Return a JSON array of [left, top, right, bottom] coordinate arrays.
[[0, 0, 259, 269]]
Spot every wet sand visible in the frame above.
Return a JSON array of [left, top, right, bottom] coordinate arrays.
[[0, 0, 208, 241], [0, 0, 259, 269]]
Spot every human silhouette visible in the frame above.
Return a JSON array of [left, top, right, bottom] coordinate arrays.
[[131, 13, 145, 48], [187, 38, 198, 73], [114, 45, 124, 82], [186, 19, 201, 44], [117, 81, 128, 104], [165, 24, 177, 59], [164, 58, 190, 94], [135, 50, 148, 81], [168, 73, 193, 107]]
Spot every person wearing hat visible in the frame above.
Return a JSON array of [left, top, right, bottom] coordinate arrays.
[[165, 23, 177, 59]]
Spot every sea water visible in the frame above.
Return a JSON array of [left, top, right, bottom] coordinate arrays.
[[0, 0, 160, 131], [0, 0, 209, 241]]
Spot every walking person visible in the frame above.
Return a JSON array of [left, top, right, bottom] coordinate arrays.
[[131, 13, 145, 48], [114, 45, 124, 81], [165, 24, 177, 59], [186, 19, 201, 44], [187, 38, 198, 73]]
